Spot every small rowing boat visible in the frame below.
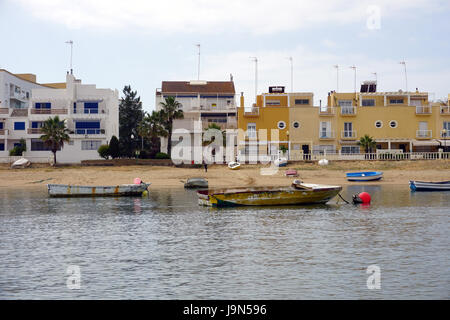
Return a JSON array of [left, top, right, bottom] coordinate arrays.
[[228, 162, 241, 170], [184, 177, 208, 189], [346, 171, 383, 181], [409, 180, 450, 191], [47, 183, 151, 197], [274, 157, 288, 167], [197, 180, 341, 207]]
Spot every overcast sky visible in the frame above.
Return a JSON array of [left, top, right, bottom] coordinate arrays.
[[1, 0, 449, 111]]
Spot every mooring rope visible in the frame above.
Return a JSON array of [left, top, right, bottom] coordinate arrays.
[[338, 193, 350, 204]]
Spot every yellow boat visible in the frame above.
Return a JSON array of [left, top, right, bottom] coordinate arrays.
[[197, 180, 342, 207]]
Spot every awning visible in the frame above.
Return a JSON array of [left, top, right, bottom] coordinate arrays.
[[438, 140, 450, 146], [412, 140, 439, 147]]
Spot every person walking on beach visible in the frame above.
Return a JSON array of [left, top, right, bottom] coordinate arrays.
[[203, 160, 208, 173]]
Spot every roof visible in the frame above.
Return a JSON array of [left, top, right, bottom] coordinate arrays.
[[161, 81, 235, 94], [0, 69, 64, 89]]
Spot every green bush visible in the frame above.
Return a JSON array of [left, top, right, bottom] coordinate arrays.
[[98, 144, 110, 159], [9, 139, 26, 156], [108, 135, 120, 159], [155, 152, 170, 159]]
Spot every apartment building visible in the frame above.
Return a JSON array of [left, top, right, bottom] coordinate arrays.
[[0, 69, 119, 163]]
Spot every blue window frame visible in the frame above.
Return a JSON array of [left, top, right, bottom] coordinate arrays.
[[75, 121, 101, 134], [31, 122, 43, 129], [35, 102, 51, 109], [14, 122, 25, 130], [84, 102, 99, 114], [0, 122, 3, 129], [74, 102, 77, 113], [0, 143, 4, 151]]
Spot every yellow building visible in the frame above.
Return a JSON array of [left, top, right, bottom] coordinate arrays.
[[237, 82, 450, 162]]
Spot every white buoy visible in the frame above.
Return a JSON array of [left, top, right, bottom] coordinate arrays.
[[318, 159, 329, 166]]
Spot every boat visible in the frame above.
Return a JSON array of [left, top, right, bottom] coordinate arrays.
[[184, 177, 208, 189], [318, 159, 329, 166], [47, 183, 151, 197], [274, 157, 288, 167], [409, 180, 450, 191], [346, 171, 383, 181], [285, 169, 299, 177], [197, 180, 342, 207], [228, 162, 241, 170], [11, 158, 31, 169]]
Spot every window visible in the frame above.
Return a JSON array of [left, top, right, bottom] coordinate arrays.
[[362, 99, 375, 106], [343, 122, 353, 137], [277, 121, 286, 130], [292, 121, 300, 129], [313, 145, 336, 155], [247, 123, 256, 138], [31, 122, 44, 129], [295, 99, 309, 105], [389, 120, 398, 128], [0, 143, 4, 151], [73, 102, 77, 114], [341, 146, 360, 154], [0, 122, 3, 129], [410, 99, 422, 107], [389, 99, 404, 104], [338, 100, 353, 107], [31, 139, 55, 151], [75, 121, 101, 134], [443, 122, 450, 137], [266, 100, 280, 106], [375, 120, 383, 128], [35, 102, 51, 109], [211, 103, 217, 108], [84, 102, 99, 114], [68, 140, 74, 146], [82, 140, 102, 150], [14, 122, 25, 130]]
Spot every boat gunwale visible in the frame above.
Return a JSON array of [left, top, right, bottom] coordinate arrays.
[[197, 185, 342, 196]]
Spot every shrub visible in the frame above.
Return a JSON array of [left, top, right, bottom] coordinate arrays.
[[9, 139, 26, 156], [98, 144, 110, 159], [155, 152, 170, 159], [108, 136, 120, 159]]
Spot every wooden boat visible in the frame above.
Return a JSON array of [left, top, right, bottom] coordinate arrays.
[[228, 162, 241, 170], [274, 157, 288, 167], [184, 177, 208, 189], [197, 180, 342, 207], [47, 183, 151, 197], [409, 180, 450, 191], [346, 171, 383, 181], [285, 169, 299, 177]]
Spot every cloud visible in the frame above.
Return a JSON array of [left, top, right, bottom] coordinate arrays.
[[13, 0, 447, 35]]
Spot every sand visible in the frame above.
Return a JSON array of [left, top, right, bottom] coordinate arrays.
[[0, 160, 449, 189]]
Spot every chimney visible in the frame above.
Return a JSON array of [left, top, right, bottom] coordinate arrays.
[[240, 92, 244, 107]]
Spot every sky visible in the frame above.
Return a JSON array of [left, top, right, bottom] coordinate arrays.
[[1, 0, 449, 112]]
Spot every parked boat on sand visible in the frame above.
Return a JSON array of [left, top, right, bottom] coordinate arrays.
[[197, 180, 341, 207], [409, 180, 450, 191], [228, 162, 241, 170], [184, 177, 208, 189], [346, 171, 383, 181], [47, 183, 151, 197]]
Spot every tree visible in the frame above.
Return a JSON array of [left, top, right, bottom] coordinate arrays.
[[159, 96, 184, 158], [138, 110, 167, 158], [40, 116, 70, 166], [119, 85, 144, 157], [98, 145, 110, 159], [108, 135, 120, 159], [357, 134, 377, 153]]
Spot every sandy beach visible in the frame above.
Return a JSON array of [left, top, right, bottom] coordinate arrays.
[[0, 160, 449, 189]]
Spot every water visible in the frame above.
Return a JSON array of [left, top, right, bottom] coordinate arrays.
[[0, 185, 448, 299]]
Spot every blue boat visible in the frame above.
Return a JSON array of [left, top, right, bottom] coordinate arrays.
[[409, 180, 450, 191], [346, 171, 383, 181]]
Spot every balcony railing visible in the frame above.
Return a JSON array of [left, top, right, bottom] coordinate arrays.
[[340, 106, 356, 115], [71, 129, 106, 135], [244, 108, 259, 117], [30, 108, 68, 115], [341, 130, 357, 139], [415, 106, 432, 114], [27, 128, 42, 134], [73, 108, 108, 115], [319, 107, 335, 115], [318, 130, 335, 139], [440, 106, 450, 115], [440, 131, 449, 138], [416, 130, 432, 139], [0, 108, 8, 114], [0, 129, 5, 135]]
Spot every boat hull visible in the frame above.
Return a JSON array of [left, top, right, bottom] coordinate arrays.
[[410, 180, 450, 191], [47, 183, 150, 197], [346, 172, 383, 181], [198, 185, 342, 207], [184, 178, 208, 189]]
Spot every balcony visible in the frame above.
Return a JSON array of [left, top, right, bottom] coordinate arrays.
[[244, 108, 259, 117], [318, 130, 335, 140], [0, 108, 8, 114], [440, 106, 450, 115], [415, 106, 432, 114], [0, 129, 5, 136], [416, 130, 432, 139], [319, 107, 335, 116], [70, 129, 106, 138], [27, 128, 42, 134], [341, 130, 357, 139], [30, 108, 68, 115], [340, 106, 356, 116]]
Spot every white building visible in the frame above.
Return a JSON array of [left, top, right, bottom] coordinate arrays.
[[0, 69, 119, 163]]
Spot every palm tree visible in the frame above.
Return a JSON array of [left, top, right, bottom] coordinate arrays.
[[138, 110, 167, 158], [40, 116, 70, 166], [357, 134, 377, 153], [159, 96, 184, 157]]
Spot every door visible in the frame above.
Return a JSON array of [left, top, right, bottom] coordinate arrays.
[[344, 122, 353, 137], [320, 121, 331, 138], [302, 145, 310, 160]]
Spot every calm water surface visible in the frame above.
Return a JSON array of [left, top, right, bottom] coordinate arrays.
[[0, 185, 448, 299]]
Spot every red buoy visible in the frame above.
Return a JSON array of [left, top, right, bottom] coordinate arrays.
[[358, 192, 371, 204]]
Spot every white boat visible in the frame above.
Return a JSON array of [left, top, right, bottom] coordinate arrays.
[[410, 180, 450, 191], [11, 158, 31, 169], [346, 171, 383, 181], [318, 159, 329, 166], [47, 183, 151, 197], [228, 162, 241, 170], [184, 178, 208, 189], [274, 157, 288, 167]]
